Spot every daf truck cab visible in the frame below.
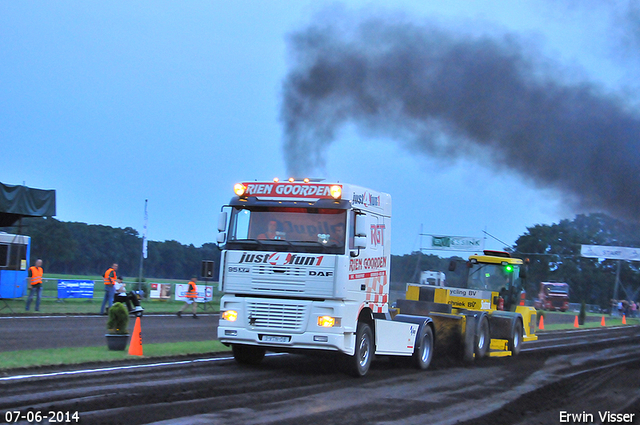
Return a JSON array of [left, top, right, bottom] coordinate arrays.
[[217, 179, 435, 376]]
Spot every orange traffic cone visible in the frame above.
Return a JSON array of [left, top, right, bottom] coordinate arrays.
[[601, 316, 606, 327], [574, 316, 579, 328], [539, 315, 544, 330], [128, 316, 143, 356], [622, 314, 627, 325]]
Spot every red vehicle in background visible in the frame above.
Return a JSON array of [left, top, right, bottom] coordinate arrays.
[[534, 282, 570, 312]]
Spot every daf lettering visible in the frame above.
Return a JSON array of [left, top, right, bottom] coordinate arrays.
[[309, 270, 333, 277]]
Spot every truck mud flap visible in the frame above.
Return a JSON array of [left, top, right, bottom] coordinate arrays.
[[487, 311, 521, 340], [427, 312, 468, 361]]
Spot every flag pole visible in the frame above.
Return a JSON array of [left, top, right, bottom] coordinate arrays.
[[138, 199, 148, 295]]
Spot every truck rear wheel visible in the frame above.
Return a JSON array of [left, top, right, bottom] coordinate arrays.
[[474, 317, 490, 359], [508, 319, 523, 356], [232, 344, 265, 365], [413, 325, 434, 370], [345, 322, 373, 377]]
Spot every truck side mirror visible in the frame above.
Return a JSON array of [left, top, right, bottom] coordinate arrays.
[[218, 212, 228, 232], [352, 213, 368, 252], [448, 260, 457, 272], [354, 236, 367, 249], [355, 214, 367, 237], [519, 267, 527, 279], [217, 233, 226, 244]]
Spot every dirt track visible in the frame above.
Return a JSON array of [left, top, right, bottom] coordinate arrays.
[[2, 326, 639, 425]]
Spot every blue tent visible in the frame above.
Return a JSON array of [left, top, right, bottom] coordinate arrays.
[[0, 183, 56, 305]]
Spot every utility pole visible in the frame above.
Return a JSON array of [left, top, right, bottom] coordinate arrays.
[[138, 199, 148, 295], [613, 259, 621, 301]]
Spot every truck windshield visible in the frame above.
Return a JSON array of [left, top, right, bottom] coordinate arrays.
[[547, 284, 568, 294], [467, 263, 519, 292], [225, 206, 347, 254]]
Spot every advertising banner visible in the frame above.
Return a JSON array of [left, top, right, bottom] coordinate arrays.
[[149, 283, 171, 299], [57, 280, 94, 299], [430, 236, 482, 251], [581, 245, 640, 261], [174, 284, 213, 303]]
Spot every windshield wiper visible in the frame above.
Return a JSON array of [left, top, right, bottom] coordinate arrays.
[[232, 238, 266, 248], [468, 264, 486, 277], [261, 239, 294, 249], [290, 241, 333, 252]]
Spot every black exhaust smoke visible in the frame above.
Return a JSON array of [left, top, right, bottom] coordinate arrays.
[[281, 12, 640, 220]]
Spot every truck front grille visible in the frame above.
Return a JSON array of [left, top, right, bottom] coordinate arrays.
[[246, 301, 307, 331], [254, 265, 307, 276]]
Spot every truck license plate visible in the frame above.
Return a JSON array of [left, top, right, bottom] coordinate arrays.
[[262, 335, 290, 343]]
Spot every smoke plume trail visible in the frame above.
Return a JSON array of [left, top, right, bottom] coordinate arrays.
[[281, 13, 640, 220]]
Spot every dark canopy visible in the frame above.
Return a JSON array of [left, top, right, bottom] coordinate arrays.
[[0, 182, 56, 227]]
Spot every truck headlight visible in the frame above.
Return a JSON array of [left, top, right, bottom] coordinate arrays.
[[317, 316, 339, 327], [222, 310, 238, 322]]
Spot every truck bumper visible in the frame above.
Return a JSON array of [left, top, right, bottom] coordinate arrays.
[[218, 326, 354, 354]]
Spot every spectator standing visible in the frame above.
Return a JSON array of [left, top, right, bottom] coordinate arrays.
[[177, 277, 198, 319], [100, 263, 118, 315], [25, 259, 43, 311]]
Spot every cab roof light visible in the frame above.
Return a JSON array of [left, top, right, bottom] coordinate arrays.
[[303, 178, 310, 183], [233, 183, 246, 197], [273, 177, 279, 182], [288, 177, 295, 182], [330, 185, 342, 200]]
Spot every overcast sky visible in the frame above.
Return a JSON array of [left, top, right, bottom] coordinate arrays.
[[1, 1, 638, 255]]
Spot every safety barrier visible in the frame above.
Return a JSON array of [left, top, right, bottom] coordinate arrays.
[[20, 278, 220, 302]]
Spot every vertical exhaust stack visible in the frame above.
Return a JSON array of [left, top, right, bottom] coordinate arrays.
[[280, 11, 640, 221]]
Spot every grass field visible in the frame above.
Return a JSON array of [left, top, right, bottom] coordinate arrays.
[[0, 341, 230, 370], [2, 273, 221, 314], [538, 315, 640, 331]]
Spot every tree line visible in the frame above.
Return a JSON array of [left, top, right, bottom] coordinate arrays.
[[3, 213, 639, 307], [512, 213, 640, 307], [1, 217, 221, 280], [390, 213, 640, 308]]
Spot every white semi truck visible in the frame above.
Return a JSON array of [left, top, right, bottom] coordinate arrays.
[[216, 179, 434, 376], [216, 179, 537, 376]]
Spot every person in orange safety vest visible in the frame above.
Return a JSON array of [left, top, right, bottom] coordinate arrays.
[[25, 259, 44, 312], [177, 277, 199, 319], [100, 263, 118, 315]]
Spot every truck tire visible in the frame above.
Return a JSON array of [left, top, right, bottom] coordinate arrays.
[[474, 316, 490, 359], [508, 319, 523, 356], [345, 322, 373, 377], [232, 344, 265, 365], [413, 325, 434, 370]]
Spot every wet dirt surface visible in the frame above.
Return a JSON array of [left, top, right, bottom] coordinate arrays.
[[2, 326, 639, 425]]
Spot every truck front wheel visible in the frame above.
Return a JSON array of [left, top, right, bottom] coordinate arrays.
[[413, 325, 434, 370], [232, 344, 265, 365], [345, 322, 373, 377]]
